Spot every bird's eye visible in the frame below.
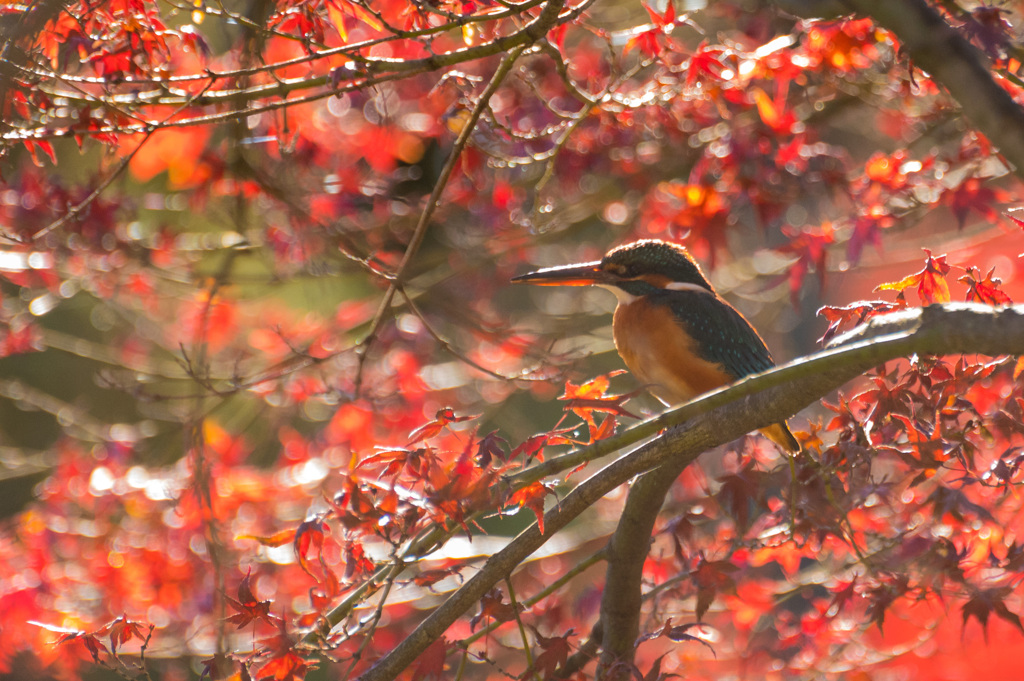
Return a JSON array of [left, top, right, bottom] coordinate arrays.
[[605, 263, 630, 277]]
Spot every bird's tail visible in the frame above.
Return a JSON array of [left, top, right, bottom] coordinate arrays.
[[760, 422, 800, 454]]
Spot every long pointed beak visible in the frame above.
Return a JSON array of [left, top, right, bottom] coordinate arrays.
[[511, 261, 606, 286]]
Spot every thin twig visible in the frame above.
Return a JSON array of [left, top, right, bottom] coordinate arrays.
[[398, 287, 513, 381], [458, 548, 606, 648], [506, 579, 540, 681], [353, 42, 530, 393], [30, 79, 215, 241], [338, 554, 404, 681]]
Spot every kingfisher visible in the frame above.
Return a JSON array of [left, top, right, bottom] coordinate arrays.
[[512, 239, 799, 453]]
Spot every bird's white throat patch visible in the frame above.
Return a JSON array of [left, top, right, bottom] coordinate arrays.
[[598, 284, 637, 304], [598, 281, 712, 303], [664, 281, 713, 294]]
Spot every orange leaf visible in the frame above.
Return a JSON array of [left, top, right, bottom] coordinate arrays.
[[875, 274, 920, 295], [325, 0, 348, 41], [751, 88, 794, 133], [325, 0, 383, 36], [589, 414, 617, 443], [343, 0, 383, 31], [508, 482, 554, 534], [294, 517, 327, 578], [816, 300, 904, 344], [236, 528, 297, 547]]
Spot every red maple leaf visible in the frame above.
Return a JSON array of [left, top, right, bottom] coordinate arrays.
[[528, 627, 576, 680], [874, 250, 951, 305], [962, 587, 1024, 640], [636, 618, 715, 655], [960, 266, 1012, 305], [475, 430, 510, 467], [411, 637, 449, 681], [410, 565, 465, 591], [255, 654, 309, 681], [816, 299, 905, 344], [624, 2, 677, 57], [342, 539, 375, 584], [225, 568, 282, 630], [469, 588, 524, 631], [847, 210, 894, 264], [778, 223, 834, 306], [511, 421, 582, 462], [357, 446, 431, 479], [941, 176, 1008, 228], [100, 614, 149, 654], [294, 517, 328, 579], [32, 621, 109, 662], [252, 618, 318, 680], [408, 407, 478, 445], [686, 43, 730, 87], [692, 558, 739, 621], [200, 653, 242, 680]]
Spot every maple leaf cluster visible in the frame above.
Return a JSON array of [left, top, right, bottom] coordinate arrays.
[[4, 1, 1024, 680]]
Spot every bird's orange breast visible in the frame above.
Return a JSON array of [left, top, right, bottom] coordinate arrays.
[[612, 297, 734, 406]]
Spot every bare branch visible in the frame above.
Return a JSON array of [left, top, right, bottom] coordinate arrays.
[[353, 0, 570, 393], [597, 466, 683, 677]]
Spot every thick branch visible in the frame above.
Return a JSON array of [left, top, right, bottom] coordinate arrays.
[[596, 461, 689, 675], [357, 303, 1024, 681], [843, 0, 1024, 177]]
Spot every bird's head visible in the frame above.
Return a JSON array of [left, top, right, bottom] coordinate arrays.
[[511, 239, 714, 299]]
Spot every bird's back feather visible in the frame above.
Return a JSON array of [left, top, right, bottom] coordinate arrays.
[[615, 289, 800, 453], [648, 288, 775, 381]]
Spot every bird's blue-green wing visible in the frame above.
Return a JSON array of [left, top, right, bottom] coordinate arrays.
[[652, 289, 776, 380]]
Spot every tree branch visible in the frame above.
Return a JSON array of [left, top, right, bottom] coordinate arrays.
[[842, 0, 1024, 177], [594, 303, 1024, 677], [356, 303, 1024, 681]]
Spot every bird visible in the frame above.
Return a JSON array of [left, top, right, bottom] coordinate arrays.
[[512, 239, 799, 453]]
